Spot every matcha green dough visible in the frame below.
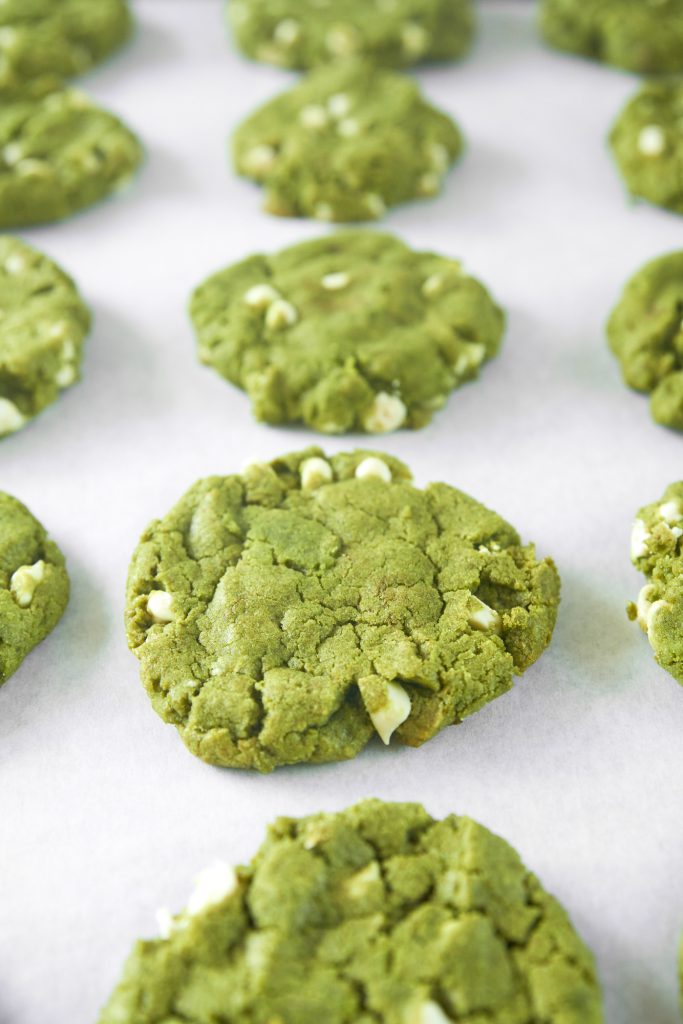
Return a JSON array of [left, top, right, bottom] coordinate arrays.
[[232, 61, 463, 222], [0, 235, 91, 438], [628, 482, 683, 687], [0, 492, 69, 686], [190, 232, 505, 434], [228, 0, 474, 70], [98, 799, 603, 1024], [538, 0, 683, 73], [0, 83, 142, 227], [125, 449, 560, 772], [607, 251, 683, 430], [609, 82, 683, 216], [0, 0, 131, 93]]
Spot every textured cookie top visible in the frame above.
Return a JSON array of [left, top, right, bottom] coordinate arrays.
[[539, 0, 683, 73], [0, 0, 132, 93], [233, 61, 462, 222], [0, 492, 69, 685], [191, 231, 505, 434], [629, 482, 683, 686], [98, 799, 603, 1024], [609, 82, 683, 217], [0, 235, 91, 437], [125, 449, 560, 772], [228, 0, 475, 70], [607, 251, 683, 430], [0, 84, 142, 227]]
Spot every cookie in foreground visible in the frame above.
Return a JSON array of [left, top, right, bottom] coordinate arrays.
[[98, 799, 603, 1024], [628, 482, 683, 686], [190, 231, 505, 433], [233, 61, 462, 222], [0, 235, 91, 438], [125, 449, 560, 771], [0, 492, 69, 686]]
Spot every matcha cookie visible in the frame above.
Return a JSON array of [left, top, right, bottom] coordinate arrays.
[[609, 82, 683, 216], [0, 84, 142, 227], [0, 1, 132, 93], [607, 251, 683, 430], [233, 61, 462, 221], [98, 798, 603, 1024], [539, 0, 683, 73], [191, 232, 505, 434], [228, 0, 474, 70], [125, 449, 560, 772], [0, 236, 91, 438], [0, 492, 69, 686], [628, 482, 683, 686]]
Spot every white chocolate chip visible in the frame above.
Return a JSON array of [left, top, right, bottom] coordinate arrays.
[[659, 499, 682, 524], [300, 456, 333, 489], [4, 251, 27, 274], [355, 456, 392, 482], [325, 24, 359, 55], [147, 591, 174, 623], [407, 1002, 452, 1024], [321, 271, 350, 291], [422, 273, 445, 297], [314, 202, 335, 221], [55, 364, 76, 389], [337, 117, 360, 137], [630, 519, 651, 560], [156, 907, 183, 939], [402, 21, 428, 55], [363, 392, 407, 433], [365, 193, 386, 218], [299, 104, 329, 129], [2, 142, 22, 165], [369, 681, 411, 744], [467, 597, 502, 633], [186, 861, 238, 916], [429, 143, 450, 173], [418, 172, 441, 196], [344, 861, 381, 898], [265, 298, 298, 330], [15, 158, 51, 178], [10, 561, 45, 608], [327, 93, 351, 119], [62, 339, 76, 361], [638, 125, 666, 157], [0, 396, 25, 434], [243, 144, 277, 174], [273, 19, 300, 45], [0, 26, 18, 49], [453, 342, 487, 376], [244, 283, 280, 308]]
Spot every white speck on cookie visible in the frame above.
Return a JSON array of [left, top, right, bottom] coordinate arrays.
[[300, 456, 333, 489], [0, 396, 25, 434], [186, 861, 238, 916], [630, 518, 651, 560], [244, 283, 280, 308], [337, 117, 360, 137], [325, 24, 359, 55], [362, 392, 407, 433], [273, 19, 300, 45], [365, 193, 386, 218], [327, 93, 352, 119], [467, 597, 502, 633], [147, 591, 175, 624], [299, 104, 329, 129], [243, 144, 277, 174], [321, 271, 350, 291], [355, 456, 392, 482], [369, 681, 411, 744], [637, 125, 666, 157], [10, 560, 45, 607], [265, 298, 298, 330], [402, 21, 428, 55], [659, 499, 682, 524]]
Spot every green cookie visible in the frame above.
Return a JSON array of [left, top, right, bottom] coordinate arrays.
[[628, 482, 683, 686], [98, 798, 603, 1024], [0, 84, 142, 227], [0, 235, 91, 438], [233, 61, 462, 222], [125, 448, 560, 772], [0, 0, 132, 93], [607, 251, 683, 430], [190, 231, 505, 434], [609, 81, 683, 217], [227, 0, 474, 70], [538, 0, 683, 73], [0, 492, 69, 686]]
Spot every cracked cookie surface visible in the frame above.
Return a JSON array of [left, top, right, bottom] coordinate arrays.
[[190, 231, 505, 434], [125, 449, 560, 772], [0, 0, 131, 93], [0, 492, 69, 686], [0, 83, 142, 227], [609, 82, 683, 216], [607, 251, 683, 430], [0, 235, 91, 438], [98, 798, 603, 1024], [539, 0, 683, 73], [232, 61, 462, 222], [628, 482, 683, 686], [227, 0, 474, 70]]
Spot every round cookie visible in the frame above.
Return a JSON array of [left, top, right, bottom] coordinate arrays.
[[0, 1, 132, 93], [0, 236, 91, 438], [228, 0, 475, 70], [0, 492, 69, 686], [98, 798, 603, 1024], [190, 231, 505, 434], [538, 0, 683, 73], [607, 251, 683, 430], [628, 482, 683, 686], [232, 61, 462, 222], [609, 82, 683, 217], [0, 84, 142, 227], [125, 449, 560, 772]]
